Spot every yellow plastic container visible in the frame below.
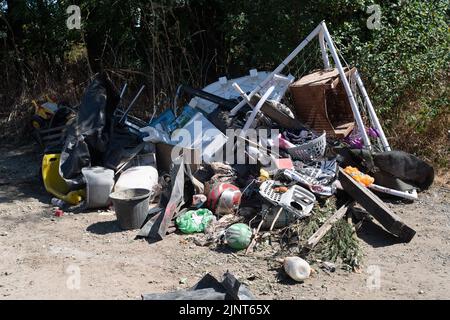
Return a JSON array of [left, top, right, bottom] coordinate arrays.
[[41, 154, 85, 205]]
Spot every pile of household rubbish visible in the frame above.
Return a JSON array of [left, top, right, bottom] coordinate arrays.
[[33, 22, 434, 286]]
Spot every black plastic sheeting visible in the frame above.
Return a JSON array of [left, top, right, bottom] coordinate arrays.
[[337, 148, 434, 191], [59, 73, 142, 190], [142, 272, 255, 300], [138, 158, 196, 241], [372, 151, 434, 190]]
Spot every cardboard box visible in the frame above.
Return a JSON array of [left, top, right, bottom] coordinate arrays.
[[289, 68, 356, 138]]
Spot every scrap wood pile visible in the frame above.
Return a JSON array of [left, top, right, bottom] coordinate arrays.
[[32, 22, 435, 285]]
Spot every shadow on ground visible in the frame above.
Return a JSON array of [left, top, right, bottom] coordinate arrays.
[[86, 220, 123, 235], [0, 144, 50, 205], [356, 218, 403, 248]]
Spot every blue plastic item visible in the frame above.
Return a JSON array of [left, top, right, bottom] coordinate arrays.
[[168, 105, 198, 132], [149, 109, 176, 133]]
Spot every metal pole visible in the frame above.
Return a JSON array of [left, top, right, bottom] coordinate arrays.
[[240, 85, 275, 136], [321, 22, 371, 149], [229, 23, 323, 116], [119, 85, 145, 123], [119, 83, 128, 99], [354, 71, 391, 151], [319, 30, 331, 69], [232, 82, 253, 105]]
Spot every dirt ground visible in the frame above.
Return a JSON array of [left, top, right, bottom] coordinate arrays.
[[0, 143, 449, 300]]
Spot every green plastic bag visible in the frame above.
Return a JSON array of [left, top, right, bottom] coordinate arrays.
[[176, 209, 214, 234]]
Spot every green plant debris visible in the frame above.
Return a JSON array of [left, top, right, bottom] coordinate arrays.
[[280, 198, 362, 270]]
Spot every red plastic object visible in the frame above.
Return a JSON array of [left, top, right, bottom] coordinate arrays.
[[207, 183, 241, 215], [54, 209, 64, 217]]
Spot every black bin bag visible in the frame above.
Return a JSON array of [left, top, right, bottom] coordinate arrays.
[[59, 73, 120, 190], [336, 148, 434, 191]]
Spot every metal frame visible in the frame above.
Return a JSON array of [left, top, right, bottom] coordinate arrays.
[[232, 74, 291, 137], [353, 70, 391, 151], [229, 21, 392, 153], [229, 23, 323, 116], [320, 22, 371, 148], [227, 21, 419, 200]]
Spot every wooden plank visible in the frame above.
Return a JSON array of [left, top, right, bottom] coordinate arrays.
[[302, 202, 353, 253], [269, 207, 284, 231], [245, 215, 267, 255], [333, 122, 355, 137], [338, 167, 416, 242]]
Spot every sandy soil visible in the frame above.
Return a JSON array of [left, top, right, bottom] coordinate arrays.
[[0, 144, 449, 300]]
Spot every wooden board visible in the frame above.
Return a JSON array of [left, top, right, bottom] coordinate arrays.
[[301, 202, 352, 255], [339, 167, 416, 243], [333, 122, 355, 138]]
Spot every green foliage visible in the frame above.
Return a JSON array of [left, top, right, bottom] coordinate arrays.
[[218, 0, 449, 114], [352, 0, 450, 116], [318, 219, 362, 270], [2, 0, 448, 100], [283, 198, 362, 270]]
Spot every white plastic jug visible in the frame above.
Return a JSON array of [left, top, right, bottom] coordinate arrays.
[[283, 256, 311, 282], [82, 167, 115, 209]]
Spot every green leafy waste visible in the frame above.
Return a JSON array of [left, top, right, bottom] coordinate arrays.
[[282, 198, 362, 270]]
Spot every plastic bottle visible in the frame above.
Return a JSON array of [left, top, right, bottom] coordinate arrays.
[[283, 256, 311, 282]]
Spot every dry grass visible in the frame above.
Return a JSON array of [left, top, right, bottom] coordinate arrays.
[[386, 78, 449, 169]]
